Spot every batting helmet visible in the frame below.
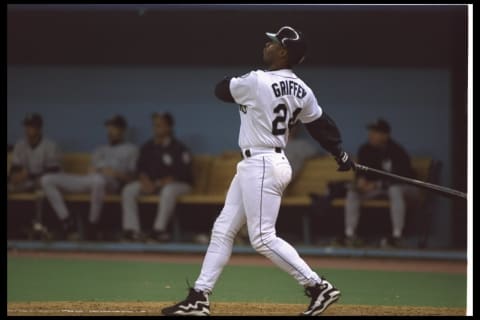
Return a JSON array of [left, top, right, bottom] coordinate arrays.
[[266, 26, 307, 65]]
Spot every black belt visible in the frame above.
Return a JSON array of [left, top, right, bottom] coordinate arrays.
[[241, 147, 282, 159]]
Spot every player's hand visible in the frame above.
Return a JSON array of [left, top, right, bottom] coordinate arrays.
[[10, 168, 29, 185], [356, 177, 378, 193], [101, 167, 116, 178], [334, 151, 355, 172], [140, 180, 156, 194]]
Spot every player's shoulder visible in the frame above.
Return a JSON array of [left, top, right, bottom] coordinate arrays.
[[235, 69, 263, 80], [13, 138, 28, 148], [140, 138, 154, 150], [122, 142, 139, 152], [40, 137, 58, 148], [171, 137, 190, 152]]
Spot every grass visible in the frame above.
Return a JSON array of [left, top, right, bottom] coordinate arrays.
[[7, 256, 466, 308]]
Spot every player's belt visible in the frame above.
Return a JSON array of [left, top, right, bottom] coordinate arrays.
[[241, 147, 283, 159]]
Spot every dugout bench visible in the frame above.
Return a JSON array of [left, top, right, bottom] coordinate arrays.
[[7, 152, 437, 245]]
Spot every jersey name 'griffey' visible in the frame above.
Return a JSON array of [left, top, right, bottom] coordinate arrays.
[[230, 69, 322, 149]]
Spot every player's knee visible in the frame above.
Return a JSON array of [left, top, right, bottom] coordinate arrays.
[[388, 185, 404, 201], [122, 182, 139, 198], [346, 189, 359, 200], [209, 228, 234, 247], [91, 174, 107, 188], [249, 232, 275, 254], [40, 174, 54, 188], [159, 183, 176, 199]]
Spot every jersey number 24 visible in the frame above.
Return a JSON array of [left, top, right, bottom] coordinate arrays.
[[272, 104, 302, 135]]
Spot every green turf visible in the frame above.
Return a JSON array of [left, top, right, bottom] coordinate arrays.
[[7, 256, 465, 308]]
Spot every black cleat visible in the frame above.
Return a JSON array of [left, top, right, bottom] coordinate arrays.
[[121, 230, 145, 242], [301, 278, 341, 316], [149, 230, 171, 243], [161, 287, 210, 316], [380, 236, 402, 248]]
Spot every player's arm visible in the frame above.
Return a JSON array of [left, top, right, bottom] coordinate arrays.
[[214, 71, 257, 105], [214, 78, 235, 103], [304, 113, 354, 172], [9, 143, 29, 184], [299, 91, 354, 171]]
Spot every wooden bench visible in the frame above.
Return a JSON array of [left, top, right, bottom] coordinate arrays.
[[283, 156, 433, 243], [7, 152, 433, 243]]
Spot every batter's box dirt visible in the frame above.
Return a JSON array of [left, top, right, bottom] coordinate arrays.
[[7, 301, 465, 316]]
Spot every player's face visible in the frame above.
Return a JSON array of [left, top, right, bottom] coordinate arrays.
[[24, 125, 41, 142], [152, 116, 172, 139], [263, 41, 286, 66], [106, 125, 124, 143], [368, 130, 389, 147]]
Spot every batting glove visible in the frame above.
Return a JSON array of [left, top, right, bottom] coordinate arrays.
[[335, 151, 355, 172]]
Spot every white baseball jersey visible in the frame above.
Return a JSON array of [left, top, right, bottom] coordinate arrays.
[[229, 69, 323, 149], [11, 137, 60, 176], [91, 142, 138, 175]]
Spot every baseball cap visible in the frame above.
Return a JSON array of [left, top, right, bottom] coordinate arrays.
[[367, 118, 391, 134], [104, 115, 127, 129], [266, 26, 307, 65], [23, 113, 43, 127]]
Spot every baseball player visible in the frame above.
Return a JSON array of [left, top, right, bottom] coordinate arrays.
[[121, 112, 193, 242], [162, 26, 354, 316], [8, 113, 61, 192], [40, 115, 138, 240]]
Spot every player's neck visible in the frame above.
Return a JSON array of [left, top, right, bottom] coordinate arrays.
[[154, 135, 171, 146], [27, 135, 42, 148], [268, 62, 292, 71]]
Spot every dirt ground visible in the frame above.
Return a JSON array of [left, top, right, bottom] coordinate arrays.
[[7, 301, 466, 316], [8, 250, 466, 274], [8, 251, 467, 274]]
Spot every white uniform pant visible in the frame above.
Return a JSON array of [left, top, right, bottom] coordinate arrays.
[[194, 152, 321, 293], [121, 181, 192, 232], [40, 173, 115, 224], [345, 184, 419, 238]]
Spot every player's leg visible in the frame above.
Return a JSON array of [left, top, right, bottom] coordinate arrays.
[[40, 173, 92, 234], [387, 184, 407, 241], [240, 155, 321, 286], [344, 187, 362, 240], [121, 181, 142, 239], [87, 173, 108, 224], [162, 174, 246, 316], [151, 182, 192, 241], [194, 173, 246, 292], [240, 155, 340, 315]]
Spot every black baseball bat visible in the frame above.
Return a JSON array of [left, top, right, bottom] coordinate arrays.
[[354, 163, 467, 200]]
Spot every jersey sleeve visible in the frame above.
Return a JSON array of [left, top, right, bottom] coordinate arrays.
[[229, 71, 258, 106], [298, 89, 323, 124]]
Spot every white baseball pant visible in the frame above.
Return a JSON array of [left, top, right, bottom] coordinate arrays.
[[121, 181, 192, 233], [345, 184, 419, 238], [194, 149, 321, 293], [40, 173, 116, 224]]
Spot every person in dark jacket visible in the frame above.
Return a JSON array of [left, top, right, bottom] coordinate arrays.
[[121, 113, 193, 242], [344, 118, 418, 247]]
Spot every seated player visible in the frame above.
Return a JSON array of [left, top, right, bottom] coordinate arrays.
[[343, 118, 419, 248], [121, 112, 193, 242], [40, 115, 138, 240], [8, 113, 61, 192], [8, 113, 61, 239]]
